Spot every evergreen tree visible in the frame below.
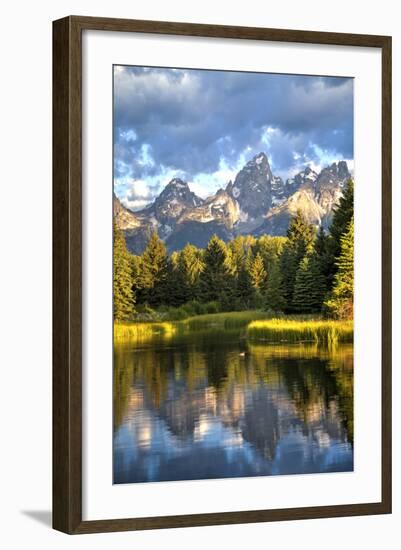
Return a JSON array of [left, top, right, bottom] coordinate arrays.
[[170, 250, 180, 270], [236, 265, 254, 309], [315, 225, 330, 270], [325, 218, 354, 319], [264, 263, 286, 312], [130, 254, 142, 291], [137, 232, 169, 307], [249, 252, 267, 290], [113, 222, 135, 320], [165, 257, 186, 307], [326, 179, 354, 288], [254, 235, 287, 273], [168, 244, 204, 306], [292, 253, 326, 313], [279, 211, 316, 310], [229, 235, 255, 275], [199, 235, 232, 303], [313, 225, 330, 292], [180, 244, 204, 298]]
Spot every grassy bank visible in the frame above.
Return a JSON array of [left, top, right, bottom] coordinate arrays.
[[115, 311, 353, 346], [246, 319, 353, 345], [114, 311, 272, 344], [114, 321, 178, 345], [185, 310, 273, 330]]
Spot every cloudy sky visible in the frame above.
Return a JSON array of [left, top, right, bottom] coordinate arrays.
[[114, 65, 353, 211]]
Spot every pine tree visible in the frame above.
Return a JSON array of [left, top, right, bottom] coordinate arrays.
[[137, 232, 169, 307], [324, 218, 354, 319], [309, 252, 327, 312], [315, 225, 330, 268], [167, 244, 204, 306], [253, 235, 287, 273], [249, 252, 267, 290], [292, 253, 326, 313], [165, 257, 186, 307], [313, 225, 330, 292], [113, 222, 135, 320], [326, 179, 354, 288], [236, 265, 254, 309], [180, 244, 204, 299], [229, 236, 253, 275], [199, 235, 232, 303], [264, 262, 286, 312], [279, 211, 316, 310], [130, 254, 142, 291]]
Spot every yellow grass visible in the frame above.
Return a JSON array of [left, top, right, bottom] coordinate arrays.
[[246, 319, 353, 345], [114, 311, 273, 344], [115, 314, 353, 347], [114, 321, 178, 345]]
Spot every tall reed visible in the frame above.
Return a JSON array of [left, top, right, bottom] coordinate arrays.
[[114, 321, 178, 345], [246, 319, 353, 345]]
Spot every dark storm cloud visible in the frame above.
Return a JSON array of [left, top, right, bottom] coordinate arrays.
[[113, 66, 353, 182]]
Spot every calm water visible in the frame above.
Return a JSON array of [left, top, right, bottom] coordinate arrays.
[[113, 328, 353, 484]]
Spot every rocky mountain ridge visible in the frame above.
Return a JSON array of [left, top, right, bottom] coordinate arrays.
[[115, 152, 351, 253]]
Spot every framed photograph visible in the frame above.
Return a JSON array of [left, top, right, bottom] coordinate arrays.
[[53, 16, 392, 534]]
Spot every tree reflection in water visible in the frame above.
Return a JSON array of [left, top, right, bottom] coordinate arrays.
[[113, 329, 353, 483]]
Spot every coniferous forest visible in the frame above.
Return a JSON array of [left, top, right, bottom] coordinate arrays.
[[113, 179, 354, 323]]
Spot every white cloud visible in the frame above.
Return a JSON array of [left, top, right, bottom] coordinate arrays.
[[121, 197, 151, 210], [119, 129, 137, 142], [189, 153, 252, 198], [137, 143, 155, 168], [114, 178, 154, 210]]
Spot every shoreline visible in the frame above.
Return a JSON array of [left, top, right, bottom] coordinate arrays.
[[114, 311, 353, 345]]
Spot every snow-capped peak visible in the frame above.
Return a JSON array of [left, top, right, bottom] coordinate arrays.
[[169, 177, 188, 188]]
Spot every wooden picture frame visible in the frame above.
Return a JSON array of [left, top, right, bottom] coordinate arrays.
[[53, 15, 392, 534]]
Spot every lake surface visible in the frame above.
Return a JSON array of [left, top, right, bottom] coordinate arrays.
[[113, 327, 353, 484]]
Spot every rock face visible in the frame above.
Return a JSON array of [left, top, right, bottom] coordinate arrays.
[[227, 152, 272, 219], [258, 161, 351, 236], [285, 166, 318, 196], [179, 189, 240, 228], [314, 162, 349, 226], [271, 176, 286, 206], [152, 178, 203, 225], [114, 153, 351, 253], [113, 193, 140, 230], [256, 188, 325, 237]]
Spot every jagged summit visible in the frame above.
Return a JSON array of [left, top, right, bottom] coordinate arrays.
[[150, 177, 203, 225], [248, 152, 270, 168], [285, 166, 318, 194], [227, 152, 273, 218], [114, 153, 352, 253], [170, 177, 188, 185], [156, 177, 198, 202], [315, 161, 350, 190], [161, 177, 191, 193], [258, 161, 351, 237]]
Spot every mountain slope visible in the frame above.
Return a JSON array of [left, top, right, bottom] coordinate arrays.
[[226, 152, 272, 219], [257, 161, 351, 236], [114, 154, 352, 253], [151, 177, 203, 224], [113, 193, 140, 230]]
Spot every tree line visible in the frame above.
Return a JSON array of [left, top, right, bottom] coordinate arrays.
[[114, 180, 354, 321]]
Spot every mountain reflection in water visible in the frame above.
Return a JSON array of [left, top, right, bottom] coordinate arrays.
[[113, 329, 353, 484]]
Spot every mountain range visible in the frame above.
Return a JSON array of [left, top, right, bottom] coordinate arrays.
[[114, 152, 351, 254]]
